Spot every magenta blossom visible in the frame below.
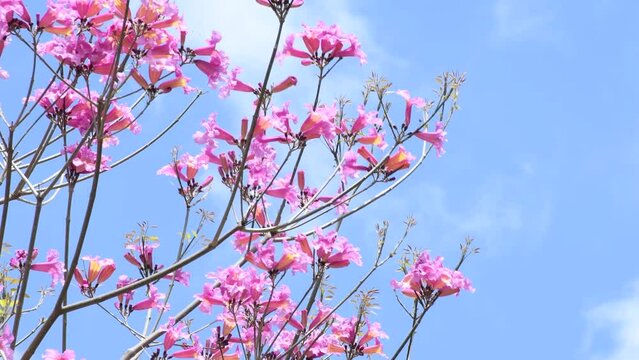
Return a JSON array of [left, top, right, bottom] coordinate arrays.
[[160, 317, 188, 351], [114, 275, 135, 314], [396, 89, 426, 127], [193, 32, 229, 89], [245, 238, 312, 274], [337, 105, 386, 149], [62, 143, 111, 175], [0, 325, 13, 360], [157, 152, 213, 200], [306, 228, 362, 268], [327, 315, 387, 356], [163, 268, 191, 286], [415, 121, 447, 157], [124, 241, 161, 277], [42, 349, 76, 360], [391, 250, 474, 298], [282, 22, 366, 67], [340, 150, 369, 181], [299, 103, 338, 141], [73, 255, 116, 297], [14, 249, 65, 287], [196, 266, 268, 314], [131, 285, 166, 311]]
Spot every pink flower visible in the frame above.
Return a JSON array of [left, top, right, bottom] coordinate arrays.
[[396, 89, 426, 127], [282, 22, 366, 66], [299, 104, 338, 141], [327, 316, 387, 356], [9, 248, 38, 269], [157, 152, 209, 183], [37, 7, 74, 35], [193, 113, 237, 147], [310, 228, 362, 268], [170, 334, 201, 358], [287, 301, 334, 332], [131, 67, 190, 95], [271, 75, 298, 93], [42, 349, 76, 360], [104, 102, 139, 135], [195, 266, 268, 314], [157, 152, 213, 199], [114, 275, 135, 312], [415, 121, 447, 157], [232, 231, 263, 253], [131, 285, 166, 311], [337, 105, 386, 149], [219, 67, 255, 98], [246, 140, 278, 188], [245, 238, 312, 274], [384, 146, 414, 175], [62, 144, 111, 175], [193, 32, 229, 89], [73, 256, 116, 296], [391, 251, 474, 298], [163, 268, 190, 286], [0, 325, 13, 360], [124, 241, 160, 277], [29, 249, 65, 286], [160, 317, 187, 351], [340, 150, 369, 181]]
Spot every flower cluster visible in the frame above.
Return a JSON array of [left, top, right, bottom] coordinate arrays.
[[73, 256, 116, 297], [0, 0, 472, 358], [9, 248, 65, 287], [282, 22, 367, 67], [392, 251, 475, 298], [2, 0, 233, 178]]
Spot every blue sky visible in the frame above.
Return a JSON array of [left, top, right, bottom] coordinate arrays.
[[2, 0, 639, 359]]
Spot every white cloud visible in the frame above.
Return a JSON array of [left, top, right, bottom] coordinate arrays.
[[175, 0, 388, 74], [493, 0, 553, 42], [584, 280, 639, 360]]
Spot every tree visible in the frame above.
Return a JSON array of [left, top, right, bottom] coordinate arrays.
[[0, 1, 475, 359]]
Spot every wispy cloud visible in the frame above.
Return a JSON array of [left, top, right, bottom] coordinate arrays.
[[357, 159, 552, 254], [493, 0, 553, 42], [584, 280, 639, 360]]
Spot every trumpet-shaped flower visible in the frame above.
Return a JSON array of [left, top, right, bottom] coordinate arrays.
[[160, 317, 188, 351], [0, 325, 13, 360], [415, 121, 447, 157], [196, 266, 268, 314], [73, 255, 116, 296], [245, 238, 312, 274], [163, 267, 191, 286], [42, 349, 76, 360], [327, 316, 387, 356], [282, 22, 366, 67], [396, 89, 426, 127], [131, 285, 166, 311], [310, 228, 362, 268], [157, 152, 213, 200], [62, 144, 111, 175], [11, 248, 65, 287], [384, 146, 414, 175], [391, 251, 474, 298]]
